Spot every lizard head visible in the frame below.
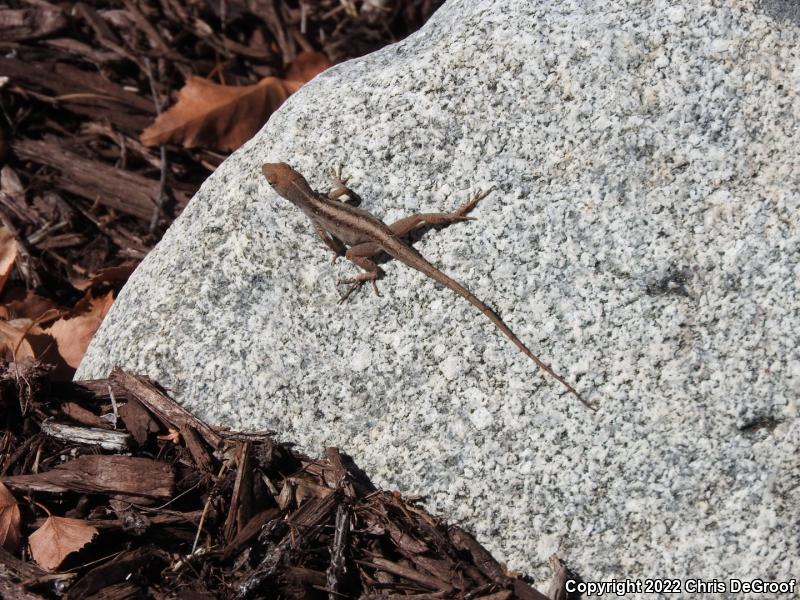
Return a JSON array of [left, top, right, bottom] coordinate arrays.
[[262, 162, 314, 203]]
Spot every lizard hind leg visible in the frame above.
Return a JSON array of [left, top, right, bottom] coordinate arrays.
[[387, 187, 495, 238], [336, 253, 384, 304]]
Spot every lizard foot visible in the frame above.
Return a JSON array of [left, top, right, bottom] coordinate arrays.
[[336, 277, 381, 304], [328, 165, 362, 206], [337, 282, 360, 304], [453, 186, 495, 218], [331, 163, 349, 186]]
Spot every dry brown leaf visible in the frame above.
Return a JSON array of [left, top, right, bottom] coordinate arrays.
[[140, 52, 330, 152], [140, 77, 301, 151], [0, 318, 39, 361], [285, 51, 332, 83], [0, 226, 19, 295], [29, 516, 98, 571], [44, 291, 114, 368], [68, 263, 137, 292], [4, 290, 61, 321], [0, 482, 21, 553]]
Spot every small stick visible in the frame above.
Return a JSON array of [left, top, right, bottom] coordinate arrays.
[[143, 57, 168, 235]]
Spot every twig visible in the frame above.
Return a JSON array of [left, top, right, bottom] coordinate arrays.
[[191, 462, 227, 553], [143, 57, 168, 235], [108, 383, 119, 428], [326, 502, 350, 600]]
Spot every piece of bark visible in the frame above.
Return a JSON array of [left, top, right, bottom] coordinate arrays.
[[287, 491, 337, 528], [0, 57, 152, 133], [13, 139, 162, 221], [0, 545, 46, 581], [383, 594, 449, 600], [83, 582, 144, 600], [117, 398, 160, 445], [33, 510, 202, 531], [0, 578, 48, 600], [359, 506, 431, 556], [514, 578, 552, 600], [361, 557, 453, 593], [64, 546, 167, 599], [180, 423, 214, 476], [110, 368, 221, 449], [60, 378, 127, 403], [40, 421, 130, 451], [223, 441, 251, 542], [72, 2, 124, 47], [234, 517, 302, 596], [409, 555, 469, 591], [326, 503, 350, 600], [546, 555, 571, 600], [449, 525, 512, 587], [248, 0, 292, 63], [0, 7, 67, 41], [221, 507, 280, 559], [279, 477, 334, 511], [2, 455, 173, 499], [44, 38, 120, 64], [0, 57, 153, 112], [35, 233, 86, 250], [323, 446, 358, 498], [120, 0, 172, 55], [51, 405, 110, 429]]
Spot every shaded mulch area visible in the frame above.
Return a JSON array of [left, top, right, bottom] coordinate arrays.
[[0, 362, 566, 598], [0, 0, 444, 308]]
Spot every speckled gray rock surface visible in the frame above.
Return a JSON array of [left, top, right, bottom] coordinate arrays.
[[78, 0, 799, 590]]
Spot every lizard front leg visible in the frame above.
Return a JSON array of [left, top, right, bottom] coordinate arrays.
[[337, 248, 384, 304], [328, 165, 362, 206], [313, 222, 346, 263]]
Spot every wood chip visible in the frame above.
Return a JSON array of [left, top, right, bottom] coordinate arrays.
[[2, 454, 173, 498]]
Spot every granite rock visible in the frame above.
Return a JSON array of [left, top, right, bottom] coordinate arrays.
[[78, 0, 799, 590]]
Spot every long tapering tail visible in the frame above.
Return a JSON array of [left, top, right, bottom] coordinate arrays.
[[383, 240, 594, 410]]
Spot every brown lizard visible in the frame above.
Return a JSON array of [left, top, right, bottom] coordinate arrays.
[[262, 162, 592, 409]]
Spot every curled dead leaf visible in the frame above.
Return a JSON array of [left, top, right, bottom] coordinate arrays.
[[0, 481, 21, 553], [140, 51, 331, 152], [29, 515, 98, 571], [140, 76, 300, 152], [44, 290, 114, 369], [68, 263, 137, 292], [285, 51, 332, 83]]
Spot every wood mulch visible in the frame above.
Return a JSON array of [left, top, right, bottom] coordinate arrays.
[[0, 362, 569, 598]]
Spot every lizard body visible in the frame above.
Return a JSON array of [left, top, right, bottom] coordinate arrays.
[[262, 162, 591, 409]]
